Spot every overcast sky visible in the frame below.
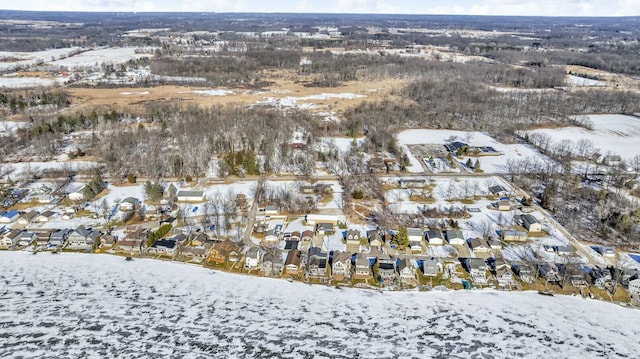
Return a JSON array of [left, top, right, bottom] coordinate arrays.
[[2, 0, 640, 17]]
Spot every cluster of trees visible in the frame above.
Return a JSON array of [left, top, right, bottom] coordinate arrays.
[[0, 89, 69, 115], [218, 150, 261, 177], [82, 176, 106, 200]]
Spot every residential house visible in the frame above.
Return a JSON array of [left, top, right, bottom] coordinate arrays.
[[67, 226, 101, 250], [67, 186, 85, 201], [599, 246, 616, 257], [367, 230, 383, 248], [514, 264, 534, 283], [117, 239, 143, 254], [0, 210, 20, 224], [556, 245, 574, 256], [628, 278, 640, 297], [190, 232, 210, 247], [284, 248, 302, 275], [354, 253, 372, 279], [34, 229, 55, 247], [345, 229, 362, 250], [497, 200, 511, 211], [307, 247, 328, 278], [502, 230, 528, 242], [406, 227, 421, 243], [264, 205, 279, 216], [425, 229, 444, 245], [0, 229, 22, 248], [539, 264, 561, 283], [409, 238, 424, 253], [468, 258, 488, 283], [423, 258, 442, 277], [591, 267, 613, 289], [445, 229, 465, 245], [262, 249, 284, 276], [119, 197, 140, 211], [603, 154, 622, 166], [48, 229, 72, 248], [367, 157, 387, 173], [100, 234, 117, 248], [181, 246, 209, 260], [36, 211, 56, 223], [489, 185, 509, 197], [305, 214, 339, 226], [496, 266, 515, 287], [378, 256, 397, 284], [397, 258, 417, 284], [290, 231, 301, 241], [316, 223, 334, 234], [16, 231, 37, 247], [177, 190, 205, 202], [149, 238, 178, 256], [284, 240, 299, 251], [244, 247, 264, 269], [488, 239, 503, 250], [314, 183, 333, 195], [519, 214, 542, 232], [301, 230, 314, 241], [209, 241, 241, 264], [17, 210, 38, 225], [332, 251, 353, 279], [300, 185, 315, 195], [264, 229, 279, 243], [469, 238, 492, 256]]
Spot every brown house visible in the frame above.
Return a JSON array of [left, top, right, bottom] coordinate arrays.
[[285, 248, 302, 274], [208, 241, 241, 264]]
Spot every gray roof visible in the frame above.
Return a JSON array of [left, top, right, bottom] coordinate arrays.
[[177, 190, 204, 197]]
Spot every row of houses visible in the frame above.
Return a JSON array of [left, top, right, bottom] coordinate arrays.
[[0, 225, 111, 250], [0, 210, 57, 224]]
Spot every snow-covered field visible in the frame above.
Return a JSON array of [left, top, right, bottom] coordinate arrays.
[[49, 47, 151, 69], [567, 75, 606, 87], [0, 47, 81, 71], [1, 251, 639, 358], [397, 129, 552, 173], [524, 114, 640, 161], [0, 76, 66, 89]]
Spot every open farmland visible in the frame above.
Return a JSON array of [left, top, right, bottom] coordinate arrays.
[[524, 114, 640, 161]]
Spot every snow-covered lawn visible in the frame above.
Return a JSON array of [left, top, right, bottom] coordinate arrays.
[[1, 251, 640, 358], [396, 129, 551, 174], [0, 161, 101, 180], [524, 114, 640, 161]]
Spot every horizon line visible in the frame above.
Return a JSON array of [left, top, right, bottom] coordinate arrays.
[[1, 9, 639, 18]]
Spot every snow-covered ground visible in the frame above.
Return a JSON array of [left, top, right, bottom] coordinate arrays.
[[567, 75, 606, 87], [396, 129, 551, 174], [0, 76, 66, 89], [0, 47, 81, 71], [1, 251, 639, 358], [49, 47, 151, 69], [524, 114, 640, 161], [256, 93, 365, 110], [0, 120, 28, 134]]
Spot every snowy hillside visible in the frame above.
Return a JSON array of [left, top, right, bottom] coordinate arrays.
[[1, 251, 639, 358]]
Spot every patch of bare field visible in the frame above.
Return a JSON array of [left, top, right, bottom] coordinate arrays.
[[565, 65, 640, 90], [65, 76, 406, 114]]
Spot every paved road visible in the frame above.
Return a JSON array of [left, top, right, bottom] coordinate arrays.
[[241, 198, 259, 247]]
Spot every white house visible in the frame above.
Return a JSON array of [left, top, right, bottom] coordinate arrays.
[[629, 278, 640, 297], [398, 258, 417, 284], [332, 251, 352, 279], [0, 229, 22, 248], [305, 214, 339, 226], [425, 229, 444, 245], [520, 214, 542, 232], [16, 231, 37, 247], [67, 186, 85, 202], [445, 229, 465, 245], [0, 210, 20, 224], [177, 190, 205, 202], [18, 210, 38, 225]]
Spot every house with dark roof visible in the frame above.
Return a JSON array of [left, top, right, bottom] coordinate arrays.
[[445, 229, 465, 245], [425, 229, 444, 245], [397, 258, 417, 284], [244, 247, 264, 269], [307, 247, 328, 278], [518, 214, 542, 232], [489, 185, 509, 197], [378, 256, 397, 284], [284, 248, 302, 274]]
